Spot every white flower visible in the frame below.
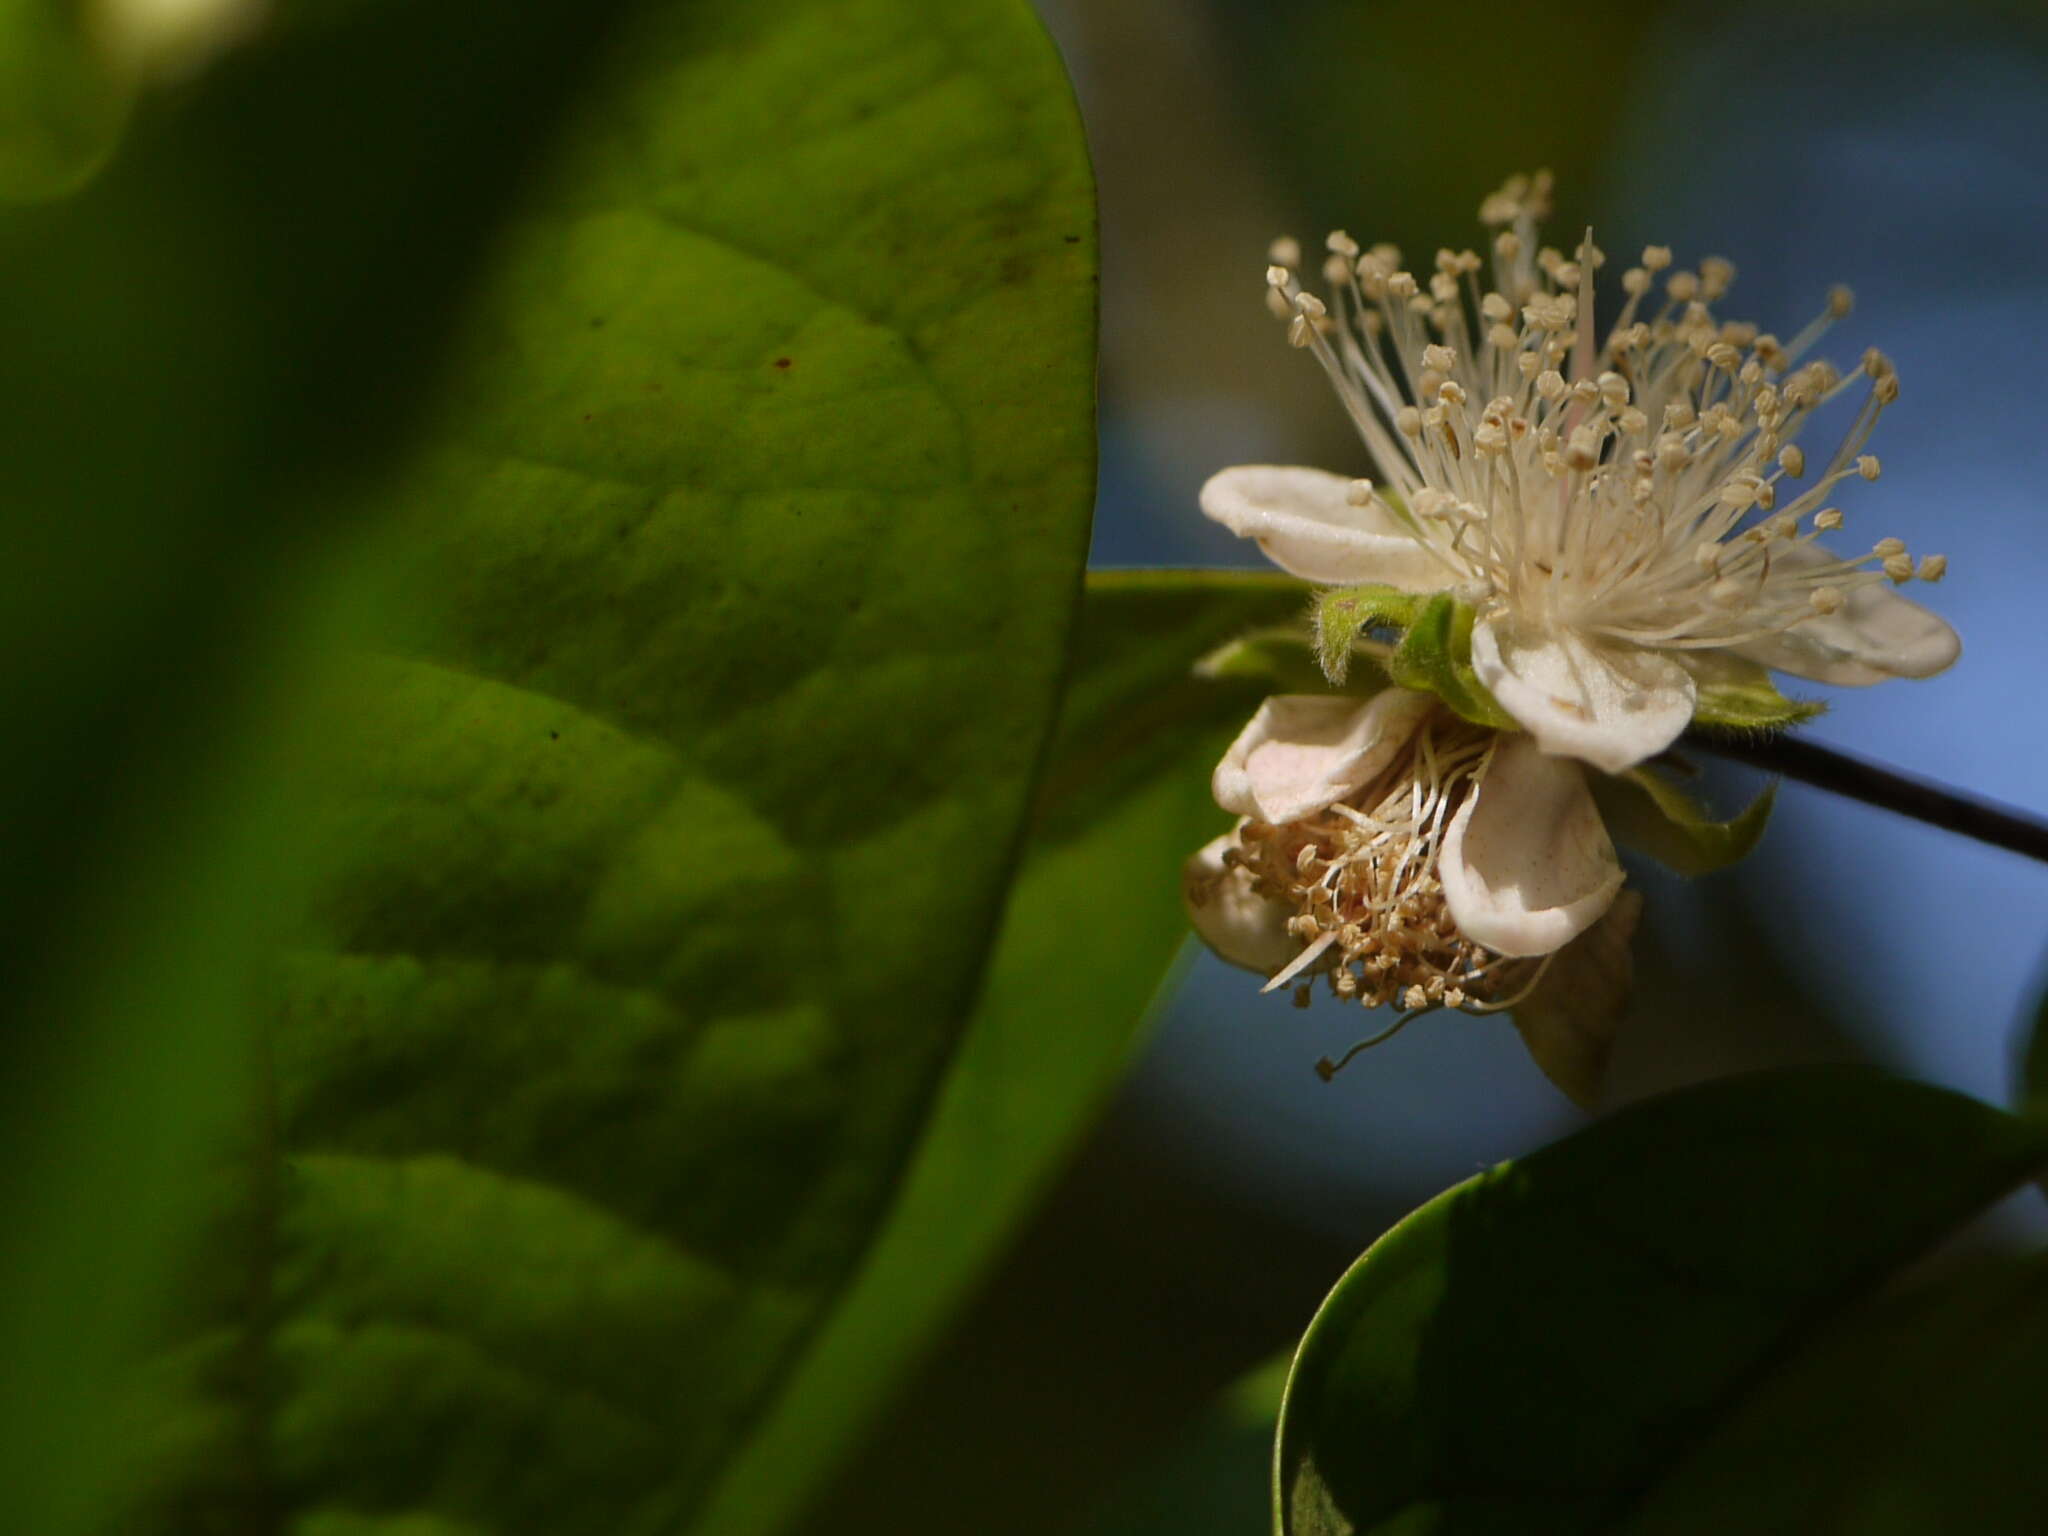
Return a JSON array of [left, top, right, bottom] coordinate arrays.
[[1183, 690, 1623, 1006], [1203, 172, 1959, 774]]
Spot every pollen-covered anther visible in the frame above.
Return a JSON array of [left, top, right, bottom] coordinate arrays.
[[1857, 454, 1882, 481], [1565, 425, 1603, 472], [1226, 712, 1533, 1015], [1811, 586, 1846, 615], [1918, 554, 1948, 582], [1884, 553, 1915, 584]]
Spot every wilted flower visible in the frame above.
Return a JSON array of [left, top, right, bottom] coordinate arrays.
[[1184, 174, 1960, 1104]]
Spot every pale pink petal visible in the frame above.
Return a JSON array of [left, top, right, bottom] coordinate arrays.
[[1213, 689, 1435, 824], [1730, 543, 1960, 685], [1470, 617, 1695, 775], [1440, 735, 1624, 958], [1199, 465, 1448, 590], [1181, 832, 1299, 976]]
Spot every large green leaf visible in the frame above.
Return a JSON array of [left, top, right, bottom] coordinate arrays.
[[111, 2, 1096, 1532], [0, 0, 126, 200], [0, 4, 647, 1531], [1276, 1068, 2048, 1535], [699, 568, 1308, 1535], [1622, 1255, 2048, 1534]]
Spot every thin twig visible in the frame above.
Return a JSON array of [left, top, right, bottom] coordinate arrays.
[[1685, 729, 2048, 865]]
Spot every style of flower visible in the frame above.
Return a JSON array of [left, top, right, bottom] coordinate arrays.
[[1182, 173, 1959, 1101]]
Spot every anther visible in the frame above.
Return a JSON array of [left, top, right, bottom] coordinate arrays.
[[1917, 554, 1948, 582]]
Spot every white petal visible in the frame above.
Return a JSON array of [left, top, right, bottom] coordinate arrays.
[[1212, 690, 1435, 824], [1471, 618, 1695, 775], [1729, 543, 1960, 685], [1199, 465, 1448, 590], [1181, 832, 1299, 976], [1440, 735, 1625, 958]]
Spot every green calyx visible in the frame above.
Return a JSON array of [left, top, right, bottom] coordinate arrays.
[[1591, 766, 1775, 877], [1686, 652, 1826, 733], [1312, 584, 1514, 728]]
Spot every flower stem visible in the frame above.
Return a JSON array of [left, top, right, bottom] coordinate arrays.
[[1685, 730, 2048, 865]]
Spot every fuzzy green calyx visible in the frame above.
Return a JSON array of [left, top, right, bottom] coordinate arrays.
[[1312, 585, 1514, 729], [1686, 652, 1825, 733], [1311, 584, 1421, 683]]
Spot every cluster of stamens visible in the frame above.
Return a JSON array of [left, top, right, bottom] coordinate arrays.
[[1217, 709, 1540, 1021], [1263, 171, 1946, 648]]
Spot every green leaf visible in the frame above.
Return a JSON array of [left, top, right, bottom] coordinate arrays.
[[1622, 1255, 2048, 1534], [0, 0, 128, 200], [695, 568, 1305, 1535], [1275, 1068, 2048, 1535], [122, 2, 1096, 1533], [1, 3, 650, 1531], [1080, 1355, 1289, 1536], [1591, 768, 1775, 878], [1312, 584, 1422, 684], [1384, 594, 1516, 730], [1684, 651, 1825, 732]]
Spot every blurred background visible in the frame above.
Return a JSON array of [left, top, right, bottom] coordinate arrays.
[[815, 1, 2048, 1530]]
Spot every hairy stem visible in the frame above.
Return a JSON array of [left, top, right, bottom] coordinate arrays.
[[1686, 729, 2048, 865]]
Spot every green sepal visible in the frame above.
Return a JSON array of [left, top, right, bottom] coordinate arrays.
[[1311, 584, 1422, 683], [1197, 631, 1364, 697], [1384, 594, 1517, 729], [1592, 766, 1776, 877], [1687, 652, 1825, 732]]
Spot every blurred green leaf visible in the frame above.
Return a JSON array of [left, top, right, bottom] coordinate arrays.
[[110, 1, 1095, 1532], [0, 0, 127, 200], [0, 2, 646, 1530], [701, 568, 1306, 1536], [1276, 1068, 2048, 1535], [1622, 1255, 2048, 1534], [1081, 1355, 1288, 1536]]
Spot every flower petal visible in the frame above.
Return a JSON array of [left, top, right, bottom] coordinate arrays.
[[1440, 734, 1624, 958], [1729, 543, 1960, 685], [1199, 465, 1448, 590], [1181, 831, 1299, 976], [1470, 618, 1695, 774], [1212, 689, 1435, 824]]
